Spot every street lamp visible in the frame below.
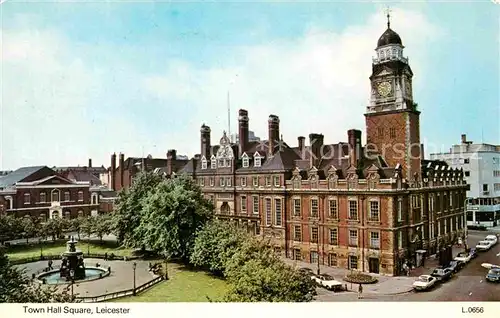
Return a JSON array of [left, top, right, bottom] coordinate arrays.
[[463, 198, 469, 252], [132, 262, 137, 295]]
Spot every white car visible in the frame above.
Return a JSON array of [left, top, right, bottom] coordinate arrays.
[[476, 240, 494, 251], [310, 275, 345, 291], [413, 275, 437, 291], [484, 235, 498, 245], [455, 252, 472, 263]]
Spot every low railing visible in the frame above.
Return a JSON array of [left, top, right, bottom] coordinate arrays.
[[76, 276, 164, 303], [10, 253, 141, 265]]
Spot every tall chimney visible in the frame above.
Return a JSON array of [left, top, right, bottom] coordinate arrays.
[[420, 143, 425, 160], [119, 153, 124, 191], [298, 136, 305, 158], [167, 149, 177, 175], [309, 133, 324, 168], [200, 124, 211, 160], [347, 129, 362, 167], [110, 153, 116, 191], [461, 134, 467, 144], [268, 115, 280, 156], [88, 158, 92, 168], [238, 109, 249, 157]]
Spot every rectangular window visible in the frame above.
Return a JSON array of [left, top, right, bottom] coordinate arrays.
[[293, 198, 301, 217], [253, 196, 259, 214], [64, 191, 70, 202], [464, 171, 470, 177], [52, 191, 59, 202], [329, 253, 338, 267], [265, 176, 271, 187], [369, 201, 379, 221], [201, 160, 207, 169], [329, 199, 338, 218], [254, 157, 262, 167], [348, 255, 358, 270], [310, 251, 318, 264], [24, 193, 30, 204], [200, 178, 205, 186], [310, 199, 319, 217], [253, 176, 259, 187], [211, 159, 216, 169], [349, 229, 358, 246], [241, 196, 247, 212], [242, 157, 249, 168], [275, 198, 282, 226], [294, 226, 301, 241], [219, 178, 225, 187], [240, 177, 247, 187], [311, 227, 318, 243], [78, 191, 84, 202], [483, 184, 489, 191], [370, 231, 380, 249], [265, 198, 272, 225], [329, 228, 338, 245], [39, 192, 46, 203], [397, 198, 402, 221], [274, 176, 280, 187], [294, 249, 301, 261], [464, 158, 470, 164], [210, 177, 214, 186], [218, 159, 224, 167], [348, 200, 358, 220]]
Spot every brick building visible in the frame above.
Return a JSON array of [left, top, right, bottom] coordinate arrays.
[[0, 166, 101, 219], [170, 19, 469, 276]]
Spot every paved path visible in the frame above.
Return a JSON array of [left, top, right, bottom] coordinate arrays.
[[16, 258, 155, 298]]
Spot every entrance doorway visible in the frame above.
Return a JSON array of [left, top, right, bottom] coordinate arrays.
[[220, 202, 230, 214], [368, 257, 380, 274]]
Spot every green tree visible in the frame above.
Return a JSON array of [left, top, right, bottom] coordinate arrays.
[[70, 217, 85, 240], [111, 171, 163, 246], [0, 215, 21, 243], [80, 216, 94, 240], [134, 175, 214, 261], [93, 214, 111, 243], [43, 217, 64, 241], [20, 217, 37, 244], [0, 247, 74, 303], [190, 219, 248, 276]]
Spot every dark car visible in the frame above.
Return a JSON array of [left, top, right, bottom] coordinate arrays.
[[431, 268, 453, 282], [469, 248, 478, 259], [446, 260, 464, 273], [299, 267, 314, 276], [486, 268, 500, 283]]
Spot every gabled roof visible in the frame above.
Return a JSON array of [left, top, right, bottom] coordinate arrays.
[[0, 166, 46, 187], [62, 170, 102, 186], [16, 174, 84, 186]]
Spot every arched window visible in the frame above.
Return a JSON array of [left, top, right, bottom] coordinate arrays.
[[220, 202, 230, 215], [51, 190, 60, 202], [91, 193, 98, 205]]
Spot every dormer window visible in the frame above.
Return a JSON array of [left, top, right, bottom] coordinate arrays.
[[201, 157, 207, 169], [218, 159, 225, 167], [225, 159, 231, 167], [254, 153, 262, 167], [242, 154, 249, 168], [211, 156, 216, 169]]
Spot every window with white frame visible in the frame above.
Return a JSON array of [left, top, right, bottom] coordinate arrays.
[[51, 190, 59, 202], [201, 158, 207, 169], [265, 176, 271, 187], [348, 200, 358, 220], [329, 198, 338, 218], [349, 229, 358, 246], [225, 159, 231, 167], [226, 177, 232, 186], [64, 191, 70, 202], [310, 251, 318, 264], [219, 178, 225, 187], [329, 228, 338, 245], [200, 178, 205, 186], [240, 177, 247, 187], [242, 156, 249, 168], [397, 198, 403, 221], [348, 255, 358, 270], [311, 227, 318, 243], [294, 225, 301, 241], [265, 198, 272, 225], [254, 156, 262, 167], [253, 196, 259, 214], [275, 198, 282, 226], [78, 191, 84, 202], [24, 193, 30, 204], [310, 198, 319, 217], [273, 176, 280, 187], [329, 253, 338, 266], [39, 192, 46, 203], [210, 177, 214, 187], [293, 198, 301, 217], [369, 201, 380, 221], [370, 231, 380, 249], [218, 158, 225, 167], [211, 157, 216, 169], [294, 249, 301, 261], [241, 196, 247, 212], [253, 176, 259, 187]]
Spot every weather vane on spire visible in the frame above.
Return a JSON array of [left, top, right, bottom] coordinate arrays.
[[385, 6, 392, 29]]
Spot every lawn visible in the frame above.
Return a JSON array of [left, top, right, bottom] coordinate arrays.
[[6, 240, 134, 261], [115, 263, 229, 302]]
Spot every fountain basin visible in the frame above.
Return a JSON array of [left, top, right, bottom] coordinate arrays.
[[37, 266, 110, 285]]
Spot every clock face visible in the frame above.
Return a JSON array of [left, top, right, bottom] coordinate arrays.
[[377, 81, 392, 97]]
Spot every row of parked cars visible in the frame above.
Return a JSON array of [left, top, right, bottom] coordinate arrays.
[[413, 234, 499, 291]]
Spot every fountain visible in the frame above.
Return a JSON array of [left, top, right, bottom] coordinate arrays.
[[37, 237, 109, 285]]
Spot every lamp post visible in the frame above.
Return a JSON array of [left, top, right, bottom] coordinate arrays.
[[69, 269, 75, 300], [132, 262, 137, 295], [39, 238, 43, 258], [463, 198, 469, 252], [313, 220, 320, 276]]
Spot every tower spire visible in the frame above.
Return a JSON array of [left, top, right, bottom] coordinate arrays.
[[385, 6, 392, 29], [227, 91, 231, 138]]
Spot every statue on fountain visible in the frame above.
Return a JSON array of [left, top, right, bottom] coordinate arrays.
[[59, 236, 86, 280]]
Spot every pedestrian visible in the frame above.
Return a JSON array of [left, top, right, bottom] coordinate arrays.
[[358, 284, 363, 299], [104, 252, 108, 261]]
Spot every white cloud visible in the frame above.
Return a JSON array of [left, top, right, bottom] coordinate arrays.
[[0, 7, 444, 170]]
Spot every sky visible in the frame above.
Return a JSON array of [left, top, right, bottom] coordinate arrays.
[[0, 0, 498, 170]]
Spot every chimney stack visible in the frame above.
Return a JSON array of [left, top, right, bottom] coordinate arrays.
[[461, 134, 467, 144], [347, 129, 362, 167], [420, 144, 425, 160], [88, 158, 92, 168], [268, 115, 280, 156], [119, 153, 124, 191], [110, 153, 116, 191], [298, 136, 305, 158], [238, 109, 249, 157], [167, 149, 177, 175], [200, 124, 211, 160], [309, 133, 324, 168]]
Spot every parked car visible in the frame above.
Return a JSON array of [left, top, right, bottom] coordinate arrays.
[[476, 240, 494, 251], [484, 235, 498, 246], [431, 268, 453, 282], [455, 251, 472, 263], [485, 268, 500, 283], [445, 260, 464, 273], [469, 248, 478, 259], [413, 275, 438, 291], [310, 274, 346, 291]]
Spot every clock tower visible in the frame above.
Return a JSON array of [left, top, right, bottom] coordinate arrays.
[[365, 13, 421, 182]]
